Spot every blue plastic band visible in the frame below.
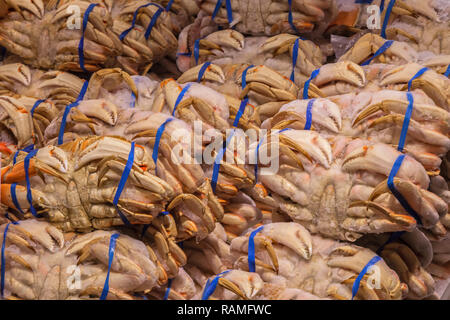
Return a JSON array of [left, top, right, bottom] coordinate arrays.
[[361, 40, 394, 66], [380, 0, 386, 12], [381, 0, 396, 39], [290, 38, 300, 82], [13, 144, 34, 165], [78, 3, 98, 72], [10, 183, 23, 215], [407, 67, 428, 92], [4, 213, 18, 224], [159, 211, 169, 216], [163, 278, 172, 300], [288, 0, 300, 34], [119, 3, 163, 40], [165, 0, 174, 11], [241, 64, 254, 90], [233, 97, 248, 127], [197, 62, 211, 82], [201, 270, 230, 300], [177, 52, 191, 57], [24, 149, 40, 218], [100, 233, 120, 300], [193, 39, 200, 65], [254, 128, 291, 183], [445, 65, 450, 78], [248, 225, 264, 272], [212, 0, 223, 20], [112, 142, 135, 226], [397, 92, 413, 152], [57, 81, 88, 145], [130, 92, 136, 108], [304, 99, 315, 130], [152, 117, 174, 172], [211, 130, 236, 193], [376, 231, 404, 255], [387, 154, 422, 224], [303, 69, 320, 99], [225, 0, 233, 24], [351, 255, 382, 300], [144, 7, 164, 40], [30, 99, 45, 117], [141, 224, 151, 238], [355, 0, 374, 3], [173, 83, 192, 116]]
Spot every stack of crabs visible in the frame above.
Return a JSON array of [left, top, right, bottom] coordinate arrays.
[[0, 0, 449, 300]]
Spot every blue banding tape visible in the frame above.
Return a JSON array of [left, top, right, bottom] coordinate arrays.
[[212, 0, 223, 20], [288, 0, 300, 34], [24, 149, 40, 218], [10, 183, 23, 215], [361, 40, 394, 66], [197, 62, 211, 82], [381, 0, 396, 39], [130, 92, 136, 108], [355, 0, 374, 3], [387, 154, 422, 224], [351, 255, 382, 300], [119, 3, 163, 40], [30, 99, 45, 117], [165, 0, 174, 11], [163, 278, 172, 300], [57, 81, 89, 145], [225, 0, 233, 24], [407, 67, 428, 92], [290, 38, 300, 82], [202, 270, 230, 300], [248, 226, 264, 272], [78, 3, 98, 72], [112, 142, 135, 226], [397, 92, 413, 152], [193, 39, 200, 65], [304, 99, 315, 130], [303, 69, 320, 99], [445, 65, 450, 78], [144, 7, 164, 40], [376, 231, 404, 255], [177, 52, 192, 57], [211, 130, 236, 193], [254, 128, 291, 183], [233, 97, 248, 127], [100, 233, 120, 300], [173, 83, 192, 116], [241, 64, 254, 90], [380, 0, 386, 12], [152, 117, 174, 172], [13, 144, 34, 165]]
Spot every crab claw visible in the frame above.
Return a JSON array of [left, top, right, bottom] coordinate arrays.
[[313, 61, 366, 89], [0, 63, 32, 91], [3, 0, 44, 19], [203, 29, 244, 51], [0, 96, 34, 149], [75, 99, 119, 125], [87, 68, 138, 101], [178, 63, 225, 84]]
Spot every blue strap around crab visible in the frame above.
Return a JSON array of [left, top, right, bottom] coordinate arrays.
[[30, 99, 45, 118], [254, 128, 291, 183], [165, 0, 174, 11], [172, 83, 192, 116], [78, 3, 98, 72], [381, 0, 396, 39], [407, 67, 429, 92], [361, 40, 394, 66], [387, 154, 422, 224], [248, 225, 264, 272], [10, 183, 24, 215], [152, 117, 174, 173], [58, 80, 89, 145], [119, 3, 163, 40], [100, 232, 120, 300], [140, 211, 169, 238], [12, 144, 35, 165], [112, 142, 135, 226], [304, 99, 315, 130], [193, 39, 201, 65], [211, 130, 236, 193], [233, 97, 249, 127], [351, 255, 382, 300], [241, 64, 254, 90], [380, 0, 386, 12], [130, 91, 136, 108], [397, 92, 414, 152], [211, 0, 233, 25], [144, 6, 164, 40], [302, 68, 320, 99], [288, 0, 300, 34], [202, 270, 231, 300], [290, 38, 301, 82], [24, 149, 41, 218], [355, 0, 374, 3], [376, 231, 404, 255], [445, 65, 450, 78], [163, 278, 173, 300], [1, 221, 19, 298], [197, 62, 212, 82]]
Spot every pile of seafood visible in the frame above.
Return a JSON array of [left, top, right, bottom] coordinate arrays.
[[0, 0, 449, 300]]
